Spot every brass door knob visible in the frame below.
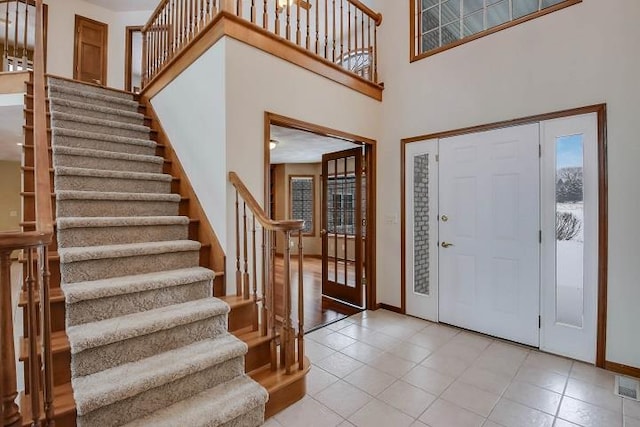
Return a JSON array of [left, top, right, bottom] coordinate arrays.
[[441, 215, 449, 222], [441, 242, 454, 248]]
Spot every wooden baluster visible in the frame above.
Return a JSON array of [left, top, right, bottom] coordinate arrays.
[[261, 228, 268, 336], [13, 0, 19, 64], [323, 0, 328, 58], [297, 232, 304, 370], [200, 0, 206, 29], [315, 0, 319, 54], [251, 216, 259, 330], [1, 250, 20, 427], [339, 0, 344, 63], [161, 6, 166, 67], [3, 1, 9, 70], [235, 191, 242, 296], [173, 0, 178, 57], [190, 0, 195, 40], [286, 0, 291, 41], [26, 247, 41, 426], [182, 0, 187, 45], [361, 9, 365, 78], [305, 0, 310, 49], [347, 3, 351, 64], [212, 0, 218, 16], [263, 0, 268, 29], [283, 230, 293, 374], [367, 16, 371, 80], [269, 230, 277, 370], [40, 245, 55, 426], [22, 0, 28, 68], [243, 202, 250, 300], [275, 0, 280, 36], [354, 7, 358, 74], [142, 31, 148, 87], [331, 0, 336, 61], [373, 23, 378, 82], [296, 0, 301, 45], [251, 0, 256, 23]]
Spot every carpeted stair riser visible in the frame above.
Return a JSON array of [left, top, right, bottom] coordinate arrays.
[[57, 223, 188, 248], [49, 99, 145, 126], [55, 173, 171, 194], [49, 78, 136, 101], [124, 376, 268, 427], [72, 315, 228, 377], [77, 357, 245, 427], [52, 148, 163, 174], [48, 87, 139, 113], [51, 117, 150, 140], [57, 198, 179, 218], [52, 130, 156, 156], [66, 279, 212, 326], [60, 250, 199, 284]]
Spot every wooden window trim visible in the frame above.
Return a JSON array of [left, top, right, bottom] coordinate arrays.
[[289, 175, 316, 237], [409, 0, 582, 63]]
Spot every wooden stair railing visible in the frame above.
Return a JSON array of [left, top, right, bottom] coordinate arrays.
[[141, 0, 382, 88], [229, 172, 305, 374], [1, 1, 54, 426]]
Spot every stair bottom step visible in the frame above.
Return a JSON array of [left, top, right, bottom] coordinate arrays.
[[122, 375, 268, 427]]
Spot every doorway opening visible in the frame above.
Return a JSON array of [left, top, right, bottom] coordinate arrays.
[[401, 105, 608, 366], [265, 113, 377, 331], [125, 26, 142, 93]]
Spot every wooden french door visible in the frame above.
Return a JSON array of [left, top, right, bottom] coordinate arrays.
[[74, 15, 108, 85], [322, 147, 364, 307]]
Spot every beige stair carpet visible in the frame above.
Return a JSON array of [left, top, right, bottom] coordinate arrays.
[[48, 77, 268, 427]]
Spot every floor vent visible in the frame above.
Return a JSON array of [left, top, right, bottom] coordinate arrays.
[[615, 375, 640, 401]]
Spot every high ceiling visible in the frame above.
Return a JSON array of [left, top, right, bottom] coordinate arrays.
[[270, 125, 360, 164], [81, 0, 159, 12]]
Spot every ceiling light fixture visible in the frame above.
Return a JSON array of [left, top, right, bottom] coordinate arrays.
[[269, 139, 279, 150]]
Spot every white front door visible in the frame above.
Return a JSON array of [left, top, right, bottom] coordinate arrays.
[[438, 124, 541, 347], [404, 140, 439, 321], [540, 113, 599, 363]]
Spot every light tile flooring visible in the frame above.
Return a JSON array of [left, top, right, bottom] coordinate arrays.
[[265, 309, 640, 427]]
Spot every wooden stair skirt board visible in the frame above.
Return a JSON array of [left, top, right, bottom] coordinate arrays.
[[18, 77, 308, 426]]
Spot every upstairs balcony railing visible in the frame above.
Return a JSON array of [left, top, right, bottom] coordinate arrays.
[[1, 0, 36, 71], [141, 0, 382, 88]]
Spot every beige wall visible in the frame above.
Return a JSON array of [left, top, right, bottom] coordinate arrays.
[[374, 0, 640, 368], [0, 161, 21, 232]]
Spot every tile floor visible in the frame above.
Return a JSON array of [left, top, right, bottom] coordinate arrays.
[[265, 309, 640, 427]]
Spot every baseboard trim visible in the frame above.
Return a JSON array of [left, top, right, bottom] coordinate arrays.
[[605, 361, 640, 379], [377, 303, 404, 314]]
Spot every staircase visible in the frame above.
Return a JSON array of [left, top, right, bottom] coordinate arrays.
[[17, 76, 308, 426]]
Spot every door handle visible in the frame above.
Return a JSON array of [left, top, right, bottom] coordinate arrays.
[[320, 229, 327, 235], [441, 242, 454, 248], [441, 215, 449, 222], [92, 79, 102, 85]]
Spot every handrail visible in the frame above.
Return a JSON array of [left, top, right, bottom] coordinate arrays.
[[229, 172, 304, 232], [229, 171, 305, 374], [141, 0, 383, 88]]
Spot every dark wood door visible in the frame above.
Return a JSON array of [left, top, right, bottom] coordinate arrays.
[[74, 15, 108, 85], [322, 147, 364, 307]]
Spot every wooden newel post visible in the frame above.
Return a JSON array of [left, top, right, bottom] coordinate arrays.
[[0, 251, 21, 427]]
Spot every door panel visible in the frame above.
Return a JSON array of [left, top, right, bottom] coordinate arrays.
[[439, 123, 540, 347], [404, 140, 439, 321], [322, 148, 363, 307], [74, 15, 108, 85], [540, 113, 598, 363]]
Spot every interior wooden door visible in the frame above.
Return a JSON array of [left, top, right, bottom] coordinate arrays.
[[322, 147, 364, 307], [74, 15, 108, 85]]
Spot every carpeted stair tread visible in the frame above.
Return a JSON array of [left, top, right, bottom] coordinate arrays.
[[67, 297, 230, 354], [57, 215, 189, 230], [122, 375, 268, 427], [52, 145, 163, 165], [48, 82, 139, 108], [62, 266, 214, 304], [54, 166, 172, 182], [51, 111, 151, 133], [48, 77, 136, 101], [52, 128, 156, 149], [72, 333, 246, 415], [58, 240, 200, 264], [56, 190, 180, 202], [48, 96, 144, 121]]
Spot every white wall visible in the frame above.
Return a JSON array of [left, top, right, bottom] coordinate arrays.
[[44, 0, 151, 89], [150, 42, 228, 248], [374, 0, 640, 368]]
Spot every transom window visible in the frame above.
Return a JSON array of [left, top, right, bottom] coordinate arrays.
[[411, 0, 580, 60]]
